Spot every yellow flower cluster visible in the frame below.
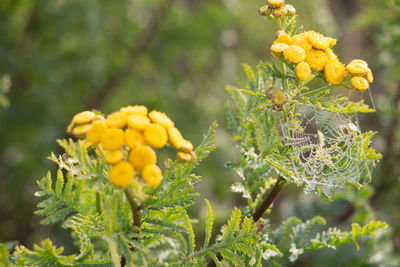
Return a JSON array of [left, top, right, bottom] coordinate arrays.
[[67, 106, 195, 187], [346, 59, 373, 91], [259, 0, 296, 18], [270, 30, 374, 90]]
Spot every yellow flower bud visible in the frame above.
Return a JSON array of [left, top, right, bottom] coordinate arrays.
[[73, 111, 95, 125], [105, 150, 124, 164], [324, 59, 346, 84], [143, 124, 168, 148], [106, 112, 127, 128], [292, 33, 312, 53], [109, 161, 134, 187], [120, 105, 148, 116], [284, 4, 296, 15], [296, 62, 312, 81], [275, 32, 292, 45], [283, 45, 306, 64], [366, 68, 374, 83], [72, 124, 92, 136], [306, 49, 328, 71], [125, 128, 144, 149], [100, 128, 125, 151], [351, 76, 369, 91], [271, 43, 289, 54], [142, 164, 162, 187], [267, 0, 284, 9], [259, 5, 272, 16], [127, 115, 151, 131], [305, 31, 331, 50], [149, 110, 174, 129], [346, 59, 369, 76], [129, 145, 156, 172], [271, 90, 287, 111], [177, 151, 192, 162], [86, 120, 107, 145], [273, 6, 287, 18]]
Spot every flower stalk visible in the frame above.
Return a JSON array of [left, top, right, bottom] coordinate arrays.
[[124, 187, 141, 228]]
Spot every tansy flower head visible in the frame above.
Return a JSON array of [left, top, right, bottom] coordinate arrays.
[[273, 6, 287, 18], [271, 43, 289, 54], [275, 32, 292, 45], [86, 120, 107, 145], [101, 128, 125, 151], [324, 59, 347, 84], [120, 105, 148, 117], [142, 164, 162, 187], [125, 128, 144, 149], [283, 45, 306, 64], [284, 4, 296, 15], [259, 5, 271, 16], [271, 90, 287, 111], [149, 110, 174, 129], [72, 124, 92, 136], [366, 68, 374, 83], [129, 145, 157, 172], [105, 150, 124, 165], [177, 151, 192, 163], [127, 115, 151, 131], [306, 31, 331, 50], [144, 124, 168, 148], [296, 62, 312, 81], [267, 0, 284, 9], [106, 112, 127, 129], [291, 33, 312, 53], [109, 161, 134, 187], [306, 49, 328, 71], [351, 76, 369, 91], [73, 111, 96, 125], [346, 59, 369, 76]]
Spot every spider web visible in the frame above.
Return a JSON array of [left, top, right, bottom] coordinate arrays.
[[276, 105, 371, 198]]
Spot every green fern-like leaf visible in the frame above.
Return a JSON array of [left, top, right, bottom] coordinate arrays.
[[203, 199, 214, 248]]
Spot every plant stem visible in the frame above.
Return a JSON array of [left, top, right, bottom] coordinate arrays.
[[96, 191, 103, 214], [124, 187, 141, 228], [207, 176, 287, 267], [253, 176, 286, 222]]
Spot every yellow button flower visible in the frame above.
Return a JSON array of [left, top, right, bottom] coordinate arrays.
[[72, 124, 92, 136], [267, 0, 284, 9], [273, 6, 287, 18], [129, 145, 157, 172], [179, 140, 193, 153], [283, 45, 306, 64], [86, 120, 107, 145], [177, 152, 192, 162], [324, 59, 346, 84], [106, 112, 127, 128], [306, 31, 331, 50], [366, 68, 374, 83], [346, 59, 369, 75], [296, 62, 312, 81], [142, 164, 162, 187], [167, 127, 184, 148], [127, 115, 151, 131], [275, 32, 292, 45], [306, 49, 328, 71], [120, 105, 148, 116], [73, 111, 95, 124], [125, 128, 144, 149], [325, 48, 338, 61], [351, 76, 369, 91], [109, 161, 134, 187], [143, 124, 168, 148], [105, 150, 124, 164], [101, 128, 125, 151], [292, 33, 312, 53], [271, 43, 289, 54], [149, 110, 174, 129]]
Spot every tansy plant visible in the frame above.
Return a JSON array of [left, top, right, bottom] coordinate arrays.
[[0, 1, 388, 266]]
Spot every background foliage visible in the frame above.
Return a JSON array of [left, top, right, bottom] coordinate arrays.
[[0, 0, 399, 265]]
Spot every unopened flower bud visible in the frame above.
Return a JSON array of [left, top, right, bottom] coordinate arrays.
[[267, 0, 284, 9], [273, 6, 287, 18], [259, 5, 271, 16], [271, 90, 287, 111], [284, 4, 296, 16]]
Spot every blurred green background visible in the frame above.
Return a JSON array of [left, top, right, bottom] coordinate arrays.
[[0, 0, 399, 265]]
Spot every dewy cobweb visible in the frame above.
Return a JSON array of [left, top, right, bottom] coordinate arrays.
[[269, 105, 375, 199]]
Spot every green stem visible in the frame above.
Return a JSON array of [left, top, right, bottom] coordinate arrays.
[[124, 187, 141, 228], [96, 191, 103, 214], [253, 176, 286, 221], [182, 240, 236, 265]]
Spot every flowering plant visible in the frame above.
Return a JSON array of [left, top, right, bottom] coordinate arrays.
[[1, 1, 388, 266]]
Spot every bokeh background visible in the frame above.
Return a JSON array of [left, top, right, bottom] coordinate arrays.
[[1, 0, 399, 265]]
